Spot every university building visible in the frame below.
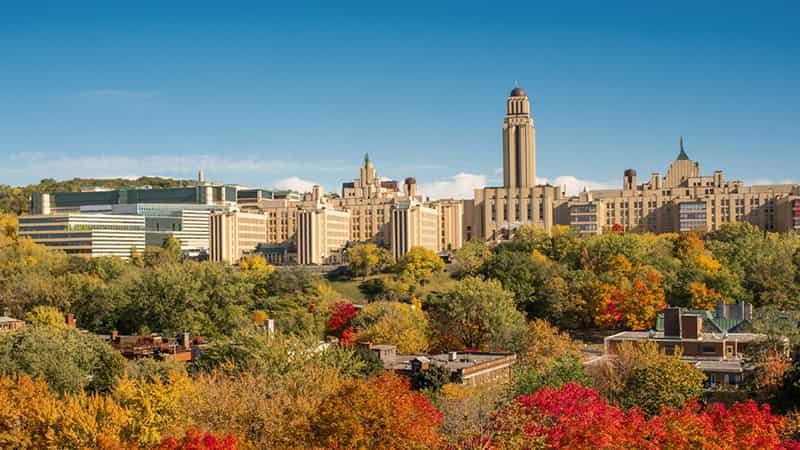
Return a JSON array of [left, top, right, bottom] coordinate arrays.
[[564, 139, 800, 235], [465, 87, 565, 242]]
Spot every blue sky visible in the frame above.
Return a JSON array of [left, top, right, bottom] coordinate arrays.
[[1, 1, 798, 198]]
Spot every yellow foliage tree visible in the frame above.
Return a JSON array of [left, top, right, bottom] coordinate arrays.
[[688, 281, 720, 310], [24, 305, 67, 330], [239, 254, 274, 275], [396, 246, 445, 284], [113, 370, 197, 447], [354, 300, 430, 353]]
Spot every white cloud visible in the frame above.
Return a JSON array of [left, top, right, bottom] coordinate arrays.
[[273, 176, 318, 193], [419, 173, 487, 199], [537, 175, 616, 196]]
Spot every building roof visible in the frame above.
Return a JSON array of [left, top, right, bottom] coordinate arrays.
[[693, 360, 745, 373], [606, 330, 762, 343], [655, 310, 750, 334], [0, 316, 23, 324], [510, 86, 526, 97], [677, 136, 690, 160]]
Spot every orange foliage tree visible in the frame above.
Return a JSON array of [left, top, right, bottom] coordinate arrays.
[[311, 373, 443, 449], [589, 255, 666, 330]]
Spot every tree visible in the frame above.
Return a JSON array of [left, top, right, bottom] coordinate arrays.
[[238, 254, 274, 275], [161, 236, 183, 262], [326, 300, 358, 345], [396, 246, 445, 284], [0, 326, 125, 394], [429, 277, 526, 352], [511, 354, 589, 398], [523, 319, 583, 366], [310, 373, 443, 449], [113, 370, 197, 447], [23, 305, 66, 329], [412, 363, 451, 392], [347, 243, 392, 278], [621, 355, 706, 415], [353, 300, 429, 353], [159, 429, 236, 450], [0, 213, 17, 243], [452, 240, 493, 278]]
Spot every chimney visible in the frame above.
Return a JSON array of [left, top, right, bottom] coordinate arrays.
[[65, 313, 76, 328], [663, 308, 681, 338], [449, 351, 458, 362], [111, 330, 118, 342], [681, 314, 702, 339], [715, 299, 725, 319], [181, 332, 191, 350], [265, 319, 275, 337]]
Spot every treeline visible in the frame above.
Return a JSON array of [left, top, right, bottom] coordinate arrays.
[[0, 176, 195, 214]]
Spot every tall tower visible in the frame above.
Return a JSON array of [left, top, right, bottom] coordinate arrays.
[[502, 87, 536, 189]]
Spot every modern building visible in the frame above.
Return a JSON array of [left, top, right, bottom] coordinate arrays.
[[104, 204, 214, 251], [563, 139, 800, 234], [467, 87, 565, 241], [604, 307, 776, 388], [209, 208, 268, 263], [31, 183, 237, 214], [296, 203, 351, 265], [18, 213, 145, 258], [390, 199, 439, 260]]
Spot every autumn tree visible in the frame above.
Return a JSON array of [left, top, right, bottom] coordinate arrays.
[[326, 300, 358, 345], [396, 246, 445, 284], [238, 253, 274, 275], [310, 373, 443, 449], [352, 299, 430, 353], [347, 242, 392, 278], [621, 355, 706, 415], [23, 305, 67, 329], [159, 429, 237, 450]]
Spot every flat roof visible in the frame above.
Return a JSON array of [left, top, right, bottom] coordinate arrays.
[[606, 330, 763, 343]]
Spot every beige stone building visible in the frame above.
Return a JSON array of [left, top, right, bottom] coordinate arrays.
[[297, 204, 351, 265], [468, 87, 565, 241], [429, 198, 464, 251], [390, 199, 440, 260], [564, 139, 800, 235], [209, 208, 267, 263]]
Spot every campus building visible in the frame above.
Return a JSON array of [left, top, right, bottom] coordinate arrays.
[[466, 87, 565, 241], [209, 208, 268, 263], [604, 306, 779, 389], [563, 139, 800, 234], [296, 204, 351, 265], [390, 199, 439, 260], [31, 183, 238, 214], [18, 213, 146, 258]]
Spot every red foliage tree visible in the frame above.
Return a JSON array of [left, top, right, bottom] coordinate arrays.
[[483, 383, 800, 450], [326, 300, 358, 345], [159, 429, 236, 450]]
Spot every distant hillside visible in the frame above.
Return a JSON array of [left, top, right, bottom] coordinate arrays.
[[0, 176, 196, 214]]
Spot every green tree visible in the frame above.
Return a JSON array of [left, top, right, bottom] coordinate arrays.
[[412, 364, 451, 392], [0, 326, 125, 394], [161, 236, 183, 262], [429, 276, 526, 352], [395, 246, 445, 284], [452, 240, 493, 278], [511, 354, 589, 397]]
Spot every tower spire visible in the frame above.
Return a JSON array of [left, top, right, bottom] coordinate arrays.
[[364, 152, 370, 164], [677, 136, 690, 160]]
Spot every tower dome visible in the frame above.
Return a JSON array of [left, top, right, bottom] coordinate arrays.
[[510, 86, 526, 97]]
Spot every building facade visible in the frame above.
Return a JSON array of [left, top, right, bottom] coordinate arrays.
[[209, 208, 268, 263], [564, 140, 800, 234], [468, 87, 565, 241], [390, 200, 439, 260], [296, 205, 351, 265], [18, 213, 146, 258]]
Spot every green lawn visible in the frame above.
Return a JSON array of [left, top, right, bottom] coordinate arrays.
[[327, 271, 457, 303]]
